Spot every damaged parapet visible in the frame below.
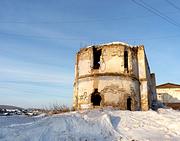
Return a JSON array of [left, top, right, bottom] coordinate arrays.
[[73, 42, 157, 111]]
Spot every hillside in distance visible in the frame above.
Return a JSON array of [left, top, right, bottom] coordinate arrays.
[[0, 105, 23, 110]]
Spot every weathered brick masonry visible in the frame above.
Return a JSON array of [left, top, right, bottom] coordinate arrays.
[[73, 42, 157, 111]]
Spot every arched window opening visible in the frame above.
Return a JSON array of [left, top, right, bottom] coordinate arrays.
[[91, 89, 101, 106]]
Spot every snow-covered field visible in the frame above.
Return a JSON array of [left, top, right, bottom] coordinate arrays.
[[0, 108, 179, 141]]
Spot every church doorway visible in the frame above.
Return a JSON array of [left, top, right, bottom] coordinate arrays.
[[91, 89, 101, 106], [127, 96, 132, 111]]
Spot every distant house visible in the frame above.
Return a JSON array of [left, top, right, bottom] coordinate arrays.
[[156, 83, 180, 109]]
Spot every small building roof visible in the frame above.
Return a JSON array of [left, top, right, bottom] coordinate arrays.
[[156, 83, 180, 89]]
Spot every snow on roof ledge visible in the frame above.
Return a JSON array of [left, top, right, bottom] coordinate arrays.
[[85, 41, 136, 48]]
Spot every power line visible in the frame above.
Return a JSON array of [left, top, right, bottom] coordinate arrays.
[[140, 0, 180, 27], [140, 0, 180, 26], [131, 0, 180, 28], [165, 0, 180, 11]]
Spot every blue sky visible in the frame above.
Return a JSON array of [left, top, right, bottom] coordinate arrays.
[[0, 0, 180, 108]]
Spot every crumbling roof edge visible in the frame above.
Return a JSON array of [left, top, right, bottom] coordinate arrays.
[[78, 41, 144, 54], [85, 41, 141, 48]]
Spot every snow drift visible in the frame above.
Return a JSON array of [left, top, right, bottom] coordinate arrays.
[[0, 108, 180, 141]]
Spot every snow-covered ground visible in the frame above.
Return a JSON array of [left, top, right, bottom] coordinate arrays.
[[0, 108, 179, 141]]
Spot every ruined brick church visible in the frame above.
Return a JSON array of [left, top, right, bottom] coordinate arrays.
[[73, 42, 157, 111]]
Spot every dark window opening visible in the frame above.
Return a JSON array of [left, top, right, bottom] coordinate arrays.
[[124, 51, 128, 70], [93, 47, 101, 69], [127, 96, 132, 111], [91, 89, 101, 106]]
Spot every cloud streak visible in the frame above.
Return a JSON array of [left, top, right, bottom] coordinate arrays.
[[0, 68, 73, 85]]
